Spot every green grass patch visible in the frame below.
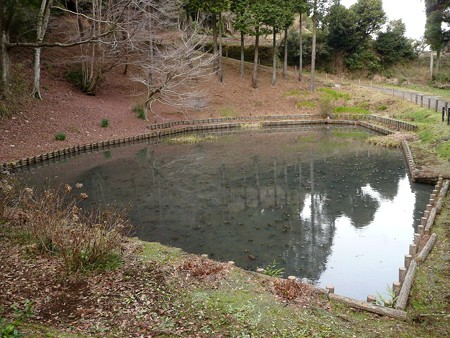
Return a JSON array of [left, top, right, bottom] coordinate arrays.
[[218, 107, 238, 118], [296, 101, 316, 109], [164, 135, 217, 144], [139, 241, 183, 264], [334, 106, 370, 114], [284, 89, 308, 98], [331, 130, 369, 140], [318, 88, 350, 100], [436, 140, 450, 158], [399, 109, 440, 124]]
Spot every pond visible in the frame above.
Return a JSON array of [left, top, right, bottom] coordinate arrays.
[[23, 125, 432, 300]]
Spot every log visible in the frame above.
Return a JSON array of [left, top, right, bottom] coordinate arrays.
[[436, 181, 449, 213], [327, 292, 407, 320], [395, 260, 417, 310], [424, 207, 437, 234], [416, 233, 437, 263]]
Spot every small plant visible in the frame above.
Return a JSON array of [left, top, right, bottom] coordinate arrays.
[[376, 285, 397, 308], [55, 132, 66, 141], [133, 105, 146, 120], [101, 118, 109, 128], [0, 300, 34, 337], [261, 261, 284, 278], [319, 96, 333, 118]]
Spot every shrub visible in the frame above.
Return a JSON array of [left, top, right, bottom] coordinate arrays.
[[133, 105, 146, 120], [65, 67, 83, 89], [101, 118, 109, 128], [55, 132, 66, 141]]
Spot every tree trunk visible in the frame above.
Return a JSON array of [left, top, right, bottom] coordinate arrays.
[[283, 27, 288, 80], [240, 31, 245, 77], [310, 4, 317, 93], [435, 49, 441, 77], [212, 13, 220, 77], [1, 30, 9, 90], [32, 48, 43, 99], [272, 29, 277, 86], [32, 0, 54, 100], [252, 27, 260, 89], [298, 13, 303, 82], [218, 12, 223, 82], [429, 50, 434, 77]]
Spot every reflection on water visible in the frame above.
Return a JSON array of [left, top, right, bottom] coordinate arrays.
[[23, 126, 432, 300]]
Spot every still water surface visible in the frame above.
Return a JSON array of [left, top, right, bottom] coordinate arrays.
[[24, 126, 432, 300]]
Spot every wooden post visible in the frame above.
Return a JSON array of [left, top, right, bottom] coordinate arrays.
[[367, 295, 377, 303], [399, 267, 407, 284], [435, 99, 439, 112], [409, 243, 417, 256], [418, 225, 424, 236], [393, 282, 401, 296], [288, 276, 297, 281], [427, 98, 431, 109], [326, 285, 335, 294], [404, 255, 412, 269], [420, 95, 424, 107], [414, 233, 421, 245]]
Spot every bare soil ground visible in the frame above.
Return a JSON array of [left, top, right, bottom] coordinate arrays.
[[0, 54, 319, 164]]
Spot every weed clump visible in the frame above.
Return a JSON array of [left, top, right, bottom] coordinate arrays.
[[133, 104, 146, 120], [55, 132, 66, 141], [100, 118, 109, 128]]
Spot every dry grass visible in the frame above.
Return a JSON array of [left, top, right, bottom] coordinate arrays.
[[1, 176, 131, 273], [272, 278, 317, 305], [178, 256, 230, 281]]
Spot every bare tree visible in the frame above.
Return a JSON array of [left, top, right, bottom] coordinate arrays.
[[132, 27, 215, 120]]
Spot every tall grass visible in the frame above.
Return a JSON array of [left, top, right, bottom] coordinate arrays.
[[1, 178, 130, 274]]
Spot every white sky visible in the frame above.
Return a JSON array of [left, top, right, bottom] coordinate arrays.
[[340, 0, 426, 40]]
